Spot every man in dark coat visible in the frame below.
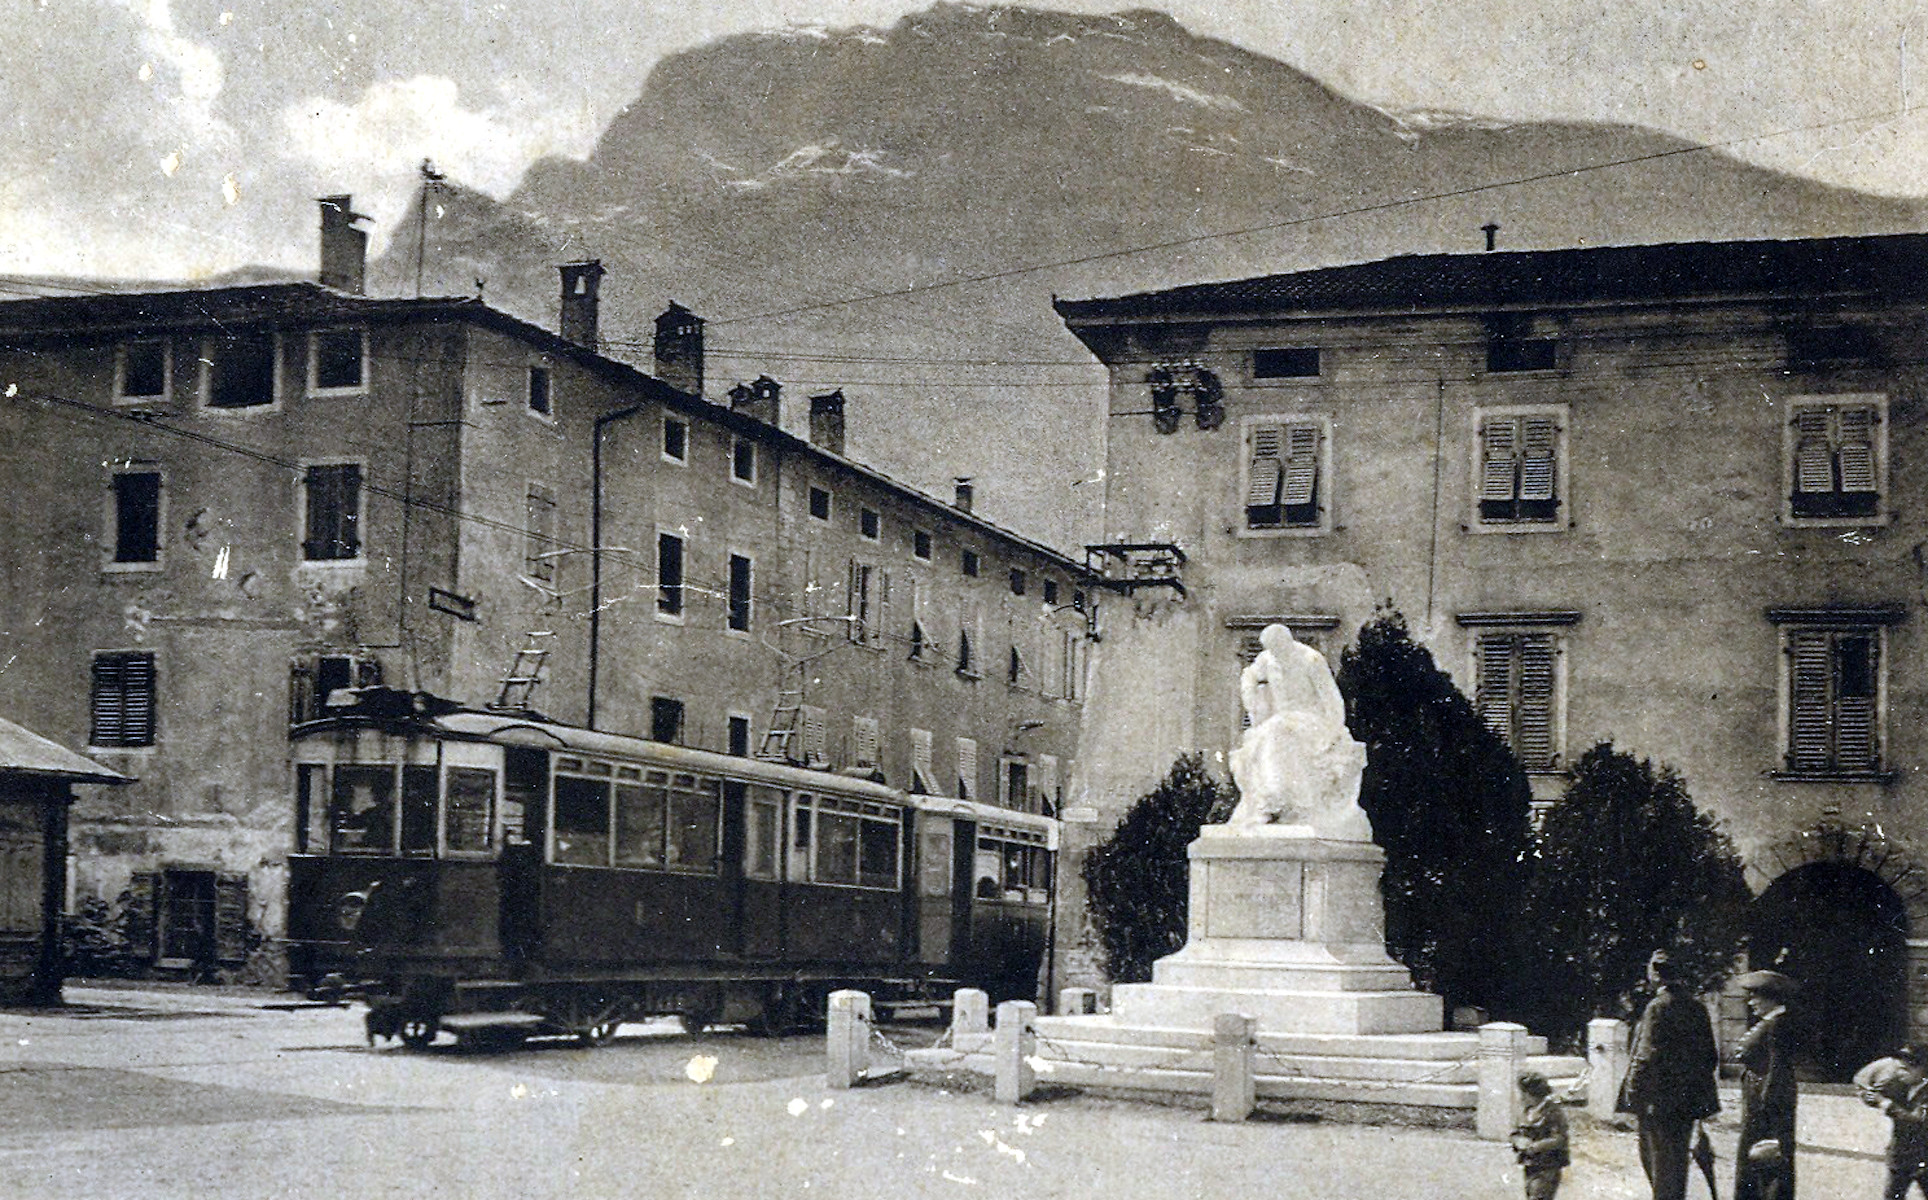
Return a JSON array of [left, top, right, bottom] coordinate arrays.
[[1618, 950, 1722, 1200], [1734, 970, 1800, 1200]]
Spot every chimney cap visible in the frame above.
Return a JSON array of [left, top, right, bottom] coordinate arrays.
[[319, 195, 371, 224]]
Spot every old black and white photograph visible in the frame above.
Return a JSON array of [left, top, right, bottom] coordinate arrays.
[[4, 1, 1928, 1196]]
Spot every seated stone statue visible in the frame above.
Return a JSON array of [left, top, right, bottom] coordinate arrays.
[[1224, 624, 1373, 841]]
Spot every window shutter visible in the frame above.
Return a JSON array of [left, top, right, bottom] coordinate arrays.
[[1481, 418, 1520, 501], [802, 706, 827, 765], [215, 873, 250, 965], [1475, 634, 1516, 742], [1518, 418, 1557, 503], [911, 729, 934, 792], [1281, 423, 1320, 507], [1834, 634, 1878, 772], [956, 737, 978, 800], [853, 717, 880, 768], [1787, 630, 1832, 771], [874, 570, 890, 647], [1516, 635, 1556, 769], [1793, 409, 1834, 494], [1246, 424, 1283, 507], [1838, 407, 1877, 494]]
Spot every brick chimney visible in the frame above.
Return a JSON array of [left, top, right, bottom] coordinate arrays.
[[808, 390, 846, 455], [318, 196, 370, 294], [558, 261, 606, 350], [953, 477, 974, 513], [727, 375, 781, 425], [654, 302, 704, 395]]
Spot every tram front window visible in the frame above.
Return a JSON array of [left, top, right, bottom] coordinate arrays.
[[331, 765, 397, 853]]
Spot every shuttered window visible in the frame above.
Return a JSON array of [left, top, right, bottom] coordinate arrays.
[[1245, 420, 1323, 529], [91, 651, 157, 747], [801, 705, 828, 766], [1475, 632, 1559, 770], [911, 728, 934, 793], [847, 561, 886, 646], [853, 716, 880, 768], [1785, 628, 1882, 774], [1789, 401, 1881, 520], [303, 464, 362, 560], [956, 736, 978, 800], [1478, 413, 1560, 523]]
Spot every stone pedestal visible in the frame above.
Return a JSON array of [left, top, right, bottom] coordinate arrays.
[[1110, 826, 1443, 1035]]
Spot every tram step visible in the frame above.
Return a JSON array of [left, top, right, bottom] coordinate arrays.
[[440, 1012, 550, 1032]]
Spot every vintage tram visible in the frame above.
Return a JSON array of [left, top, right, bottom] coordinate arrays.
[[285, 689, 1056, 1047]]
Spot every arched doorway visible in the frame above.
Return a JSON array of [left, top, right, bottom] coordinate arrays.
[[1749, 860, 1909, 1080]]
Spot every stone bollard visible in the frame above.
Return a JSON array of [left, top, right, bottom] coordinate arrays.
[[994, 1000, 1038, 1104], [1058, 987, 1097, 1016], [1210, 1012, 1257, 1122], [952, 988, 990, 1042], [1587, 1017, 1630, 1120], [827, 990, 872, 1089], [1476, 1022, 1531, 1141]]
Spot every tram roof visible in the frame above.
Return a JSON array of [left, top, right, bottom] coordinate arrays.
[[297, 700, 1053, 834]]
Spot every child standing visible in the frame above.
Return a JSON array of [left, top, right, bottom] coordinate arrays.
[[1511, 1071, 1571, 1200]]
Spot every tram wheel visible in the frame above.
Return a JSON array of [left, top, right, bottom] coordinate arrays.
[[577, 1020, 620, 1048], [680, 987, 725, 1036], [747, 986, 800, 1038], [399, 1016, 440, 1050]]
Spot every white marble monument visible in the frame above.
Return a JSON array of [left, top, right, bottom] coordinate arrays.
[[1108, 624, 1444, 1035]]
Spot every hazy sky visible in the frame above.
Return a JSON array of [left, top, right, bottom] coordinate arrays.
[[4, 0, 1926, 281]]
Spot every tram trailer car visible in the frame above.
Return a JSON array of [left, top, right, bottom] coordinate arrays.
[[285, 690, 1057, 1048]]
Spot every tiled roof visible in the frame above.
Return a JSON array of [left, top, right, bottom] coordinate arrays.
[[0, 717, 131, 784], [1054, 232, 1928, 321]]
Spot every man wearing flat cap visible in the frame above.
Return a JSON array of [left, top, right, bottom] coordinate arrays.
[[1618, 951, 1721, 1200], [1734, 970, 1800, 1200]]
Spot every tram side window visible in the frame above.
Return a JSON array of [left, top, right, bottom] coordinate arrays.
[[976, 834, 1051, 901], [445, 768, 496, 853], [817, 809, 861, 883], [401, 766, 438, 856], [859, 819, 898, 889], [744, 787, 782, 880], [789, 797, 813, 881], [553, 775, 611, 866], [667, 777, 720, 872], [615, 783, 667, 867], [331, 765, 397, 854]]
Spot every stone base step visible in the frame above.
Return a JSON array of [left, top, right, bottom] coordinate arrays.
[[1109, 982, 1444, 1035]]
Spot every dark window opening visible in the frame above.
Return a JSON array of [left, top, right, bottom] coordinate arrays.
[[1043, 579, 1059, 605], [330, 764, 397, 854], [303, 464, 362, 560], [206, 334, 276, 408], [910, 621, 926, 661], [728, 715, 751, 757], [112, 472, 161, 563], [401, 765, 438, 856], [121, 340, 167, 398], [732, 439, 755, 482], [1486, 338, 1558, 373], [861, 508, 880, 539], [527, 366, 552, 416], [913, 530, 932, 560], [1009, 569, 1026, 596], [728, 554, 752, 631], [961, 549, 979, 577], [1008, 646, 1022, 684], [313, 330, 364, 390], [657, 532, 684, 616], [958, 628, 974, 673], [651, 696, 686, 744], [663, 417, 688, 461], [808, 487, 831, 520], [90, 651, 156, 747], [1253, 347, 1320, 378]]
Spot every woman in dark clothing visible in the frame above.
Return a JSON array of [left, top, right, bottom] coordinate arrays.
[[1733, 970, 1799, 1200]]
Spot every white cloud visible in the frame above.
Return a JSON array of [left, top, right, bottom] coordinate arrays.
[[279, 75, 603, 200]]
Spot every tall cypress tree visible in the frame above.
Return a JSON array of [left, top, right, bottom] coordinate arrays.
[[1335, 612, 1535, 1017], [1518, 742, 1750, 1038], [1081, 753, 1235, 984]]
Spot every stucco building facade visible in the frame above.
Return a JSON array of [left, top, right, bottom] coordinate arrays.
[[0, 201, 1093, 983], [1056, 233, 1928, 1063]]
